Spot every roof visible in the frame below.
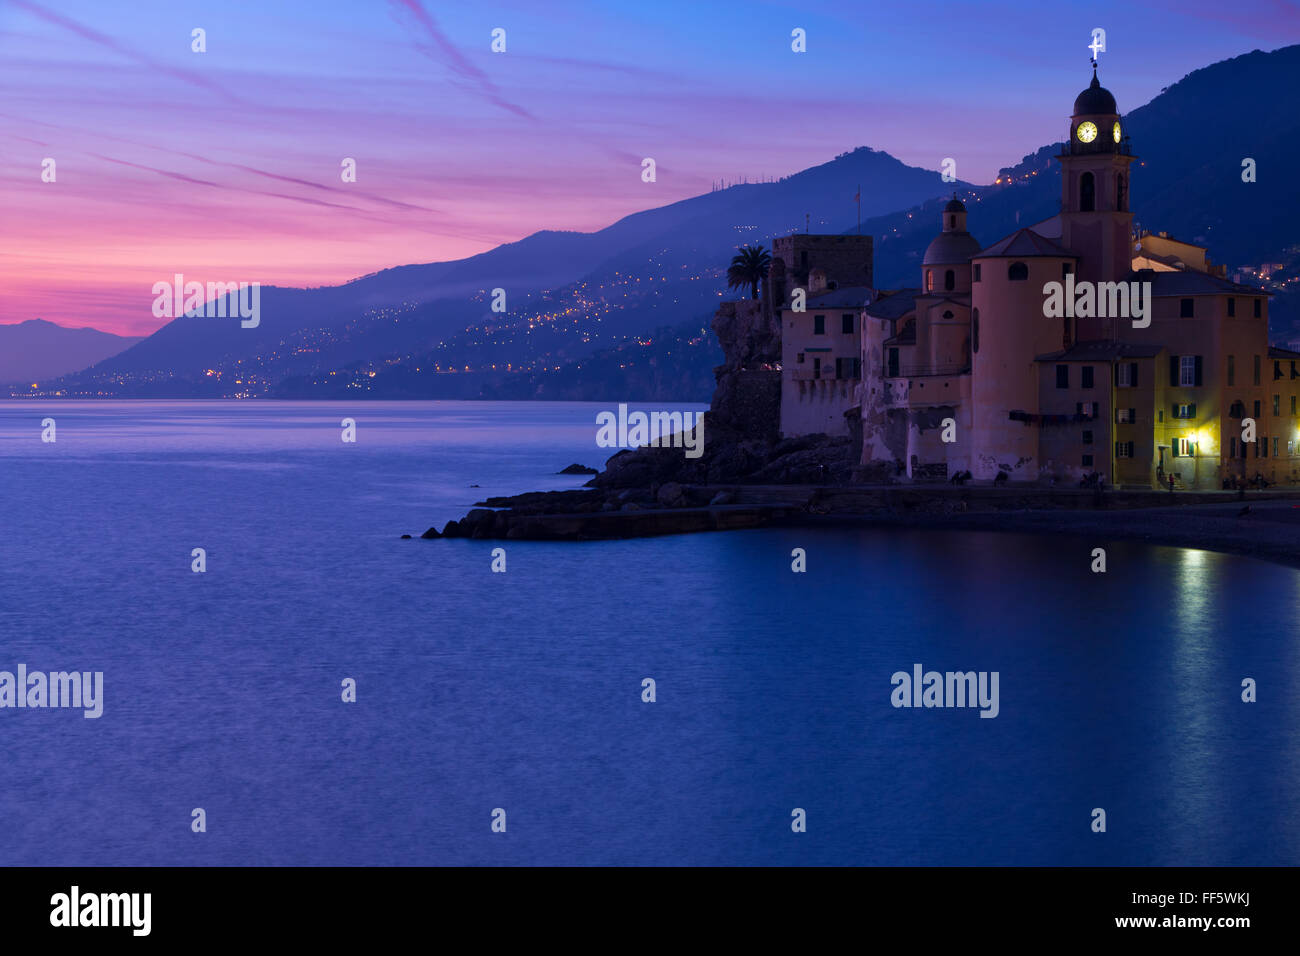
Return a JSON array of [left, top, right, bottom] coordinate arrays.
[[976, 227, 1075, 259], [1074, 70, 1117, 115], [923, 230, 983, 265], [1131, 269, 1266, 296], [1035, 339, 1164, 362], [801, 285, 875, 308], [884, 320, 916, 346], [1269, 346, 1300, 360], [864, 289, 918, 320]]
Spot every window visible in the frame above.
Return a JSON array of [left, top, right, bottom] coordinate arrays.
[[1056, 365, 1069, 388], [837, 357, 861, 379], [1274, 437, 1280, 458], [1168, 354, 1203, 387], [841, 313, 854, 334], [1083, 430, 1094, 445], [1254, 354, 1261, 385], [1080, 172, 1095, 212], [1229, 400, 1245, 418], [813, 314, 825, 335], [1254, 299, 1262, 318], [813, 357, 822, 379], [1062, 262, 1073, 280], [944, 269, 955, 291], [973, 264, 981, 282], [797, 352, 805, 364], [1116, 362, 1137, 387], [1227, 355, 1235, 385], [1116, 408, 1136, 424], [887, 348, 899, 378], [1262, 436, 1269, 458], [1254, 399, 1262, 418], [1158, 410, 1164, 422], [1116, 441, 1135, 458], [972, 309, 979, 353], [949, 215, 956, 229], [1082, 454, 1094, 467], [1274, 395, 1281, 416], [1290, 440, 1296, 457], [1063, 316, 1072, 348], [1254, 438, 1260, 459], [1276, 361, 1284, 381], [1180, 298, 1194, 318], [1173, 437, 1195, 457], [1230, 437, 1238, 458], [1082, 366, 1095, 389], [1293, 396, 1297, 415], [1173, 403, 1196, 420], [942, 310, 954, 320], [1077, 401, 1098, 417], [1228, 297, 1236, 317], [926, 270, 933, 292], [800, 251, 808, 269], [1008, 262, 1029, 281]]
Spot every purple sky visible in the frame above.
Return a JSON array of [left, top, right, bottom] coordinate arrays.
[[2, 0, 1298, 336]]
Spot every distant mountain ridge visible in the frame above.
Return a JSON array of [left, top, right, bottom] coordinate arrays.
[[18, 44, 1300, 397], [0, 319, 141, 384]]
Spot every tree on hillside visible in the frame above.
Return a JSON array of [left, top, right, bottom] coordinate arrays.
[[726, 245, 771, 300]]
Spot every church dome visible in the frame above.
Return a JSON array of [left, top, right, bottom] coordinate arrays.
[[1074, 70, 1117, 115], [944, 198, 966, 213], [923, 230, 982, 266]]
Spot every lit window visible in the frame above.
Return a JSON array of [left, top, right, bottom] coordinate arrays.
[[1180, 356, 1196, 386]]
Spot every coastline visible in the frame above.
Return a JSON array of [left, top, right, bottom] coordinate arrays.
[[423, 484, 1300, 569]]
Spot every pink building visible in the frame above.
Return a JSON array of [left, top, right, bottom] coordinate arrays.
[[853, 66, 1293, 489]]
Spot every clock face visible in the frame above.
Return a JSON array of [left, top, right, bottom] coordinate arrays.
[[1113, 121, 1122, 143], [1077, 121, 1098, 143]]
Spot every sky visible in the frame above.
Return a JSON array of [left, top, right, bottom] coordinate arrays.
[[2, 0, 1299, 336]]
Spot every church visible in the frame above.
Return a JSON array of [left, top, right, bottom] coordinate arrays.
[[780, 66, 1298, 490]]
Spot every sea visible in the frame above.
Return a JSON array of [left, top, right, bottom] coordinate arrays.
[[0, 400, 1296, 866]]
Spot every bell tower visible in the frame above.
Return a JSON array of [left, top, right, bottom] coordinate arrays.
[[1058, 62, 1135, 291]]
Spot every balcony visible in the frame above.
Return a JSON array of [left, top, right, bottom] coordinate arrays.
[[889, 363, 969, 378]]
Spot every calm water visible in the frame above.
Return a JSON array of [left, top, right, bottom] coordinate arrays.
[[0, 400, 1297, 866]]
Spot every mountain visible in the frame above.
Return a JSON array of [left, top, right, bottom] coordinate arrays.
[[0, 319, 141, 384], [23, 44, 1300, 399], [865, 47, 1300, 311], [35, 148, 966, 397]]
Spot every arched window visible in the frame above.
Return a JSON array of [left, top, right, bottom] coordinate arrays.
[[1080, 172, 1095, 212], [948, 215, 956, 229], [944, 269, 955, 291], [1008, 262, 1029, 281], [972, 308, 980, 354], [942, 310, 954, 319], [1116, 174, 1127, 212], [926, 270, 933, 292]]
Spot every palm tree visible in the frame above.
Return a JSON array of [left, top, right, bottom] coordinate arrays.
[[726, 245, 771, 300]]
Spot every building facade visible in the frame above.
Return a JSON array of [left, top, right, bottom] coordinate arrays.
[[846, 66, 1297, 489]]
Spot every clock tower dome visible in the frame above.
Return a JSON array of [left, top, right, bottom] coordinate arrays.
[[1058, 63, 1135, 295]]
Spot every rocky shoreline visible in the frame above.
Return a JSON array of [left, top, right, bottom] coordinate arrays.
[[418, 479, 1300, 568]]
